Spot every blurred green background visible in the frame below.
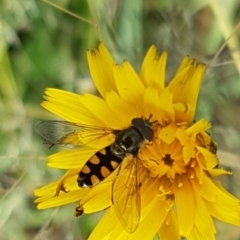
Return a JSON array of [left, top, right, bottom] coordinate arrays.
[[0, 0, 240, 239]]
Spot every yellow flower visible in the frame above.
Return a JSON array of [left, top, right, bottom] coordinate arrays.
[[34, 43, 240, 240]]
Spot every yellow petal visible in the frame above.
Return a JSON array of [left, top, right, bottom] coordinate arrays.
[[80, 93, 125, 129], [158, 209, 180, 240], [187, 226, 215, 240], [173, 102, 195, 123], [176, 128, 193, 163], [214, 181, 240, 201], [174, 56, 191, 75], [34, 181, 59, 197], [143, 87, 160, 121], [47, 147, 97, 169], [140, 178, 159, 216], [192, 175, 218, 202], [140, 46, 167, 89], [196, 147, 218, 169], [105, 91, 140, 126], [127, 198, 169, 240], [55, 169, 80, 194], [173, 175, 195, 235], [186, 118, 211, 136], [153, 51, 167, 88], [183, 142, 193, 163], [204, 182, 240, 226], [113, 61, 145, 105], [185, 63, 206, 107], [81, 182, 112, 213], [167, 65, 193, 96], [143, 88, 174, 124], [207, 168, 232, 177], [168, 63, 206, 121], [88, 208, 120, 240], [87, 43, 117, 98], [176, 128, 189, 145], [109, 197, 169, 240], [158, 89, 174, 123], [159, 124, 177, 144], [139, 45, 158, 86], [42, 88, 104, 126], [34, 171, 85, 208], [194, 192, 216, 237], [35, 189, 89, 209]]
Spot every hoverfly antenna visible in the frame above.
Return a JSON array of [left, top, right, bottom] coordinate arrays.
[[147, 114, 157, 125]]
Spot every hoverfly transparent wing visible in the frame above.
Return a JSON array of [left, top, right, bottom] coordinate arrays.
[[112, 156, 141, 233], [36, 121, 79, 146], [36, 121, 116, 148]]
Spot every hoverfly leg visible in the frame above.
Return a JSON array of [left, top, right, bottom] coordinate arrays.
[[74, 205, 84, 217]]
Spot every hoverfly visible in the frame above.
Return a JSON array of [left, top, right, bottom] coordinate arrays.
[[37, 116, 155, 233]]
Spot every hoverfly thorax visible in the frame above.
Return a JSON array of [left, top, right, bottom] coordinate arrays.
[[111, 117, 154, 158], [111, 127, 144, 158], [111, 118, 153, 158]]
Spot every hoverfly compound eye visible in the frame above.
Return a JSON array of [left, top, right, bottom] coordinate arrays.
[[131, 117, 154, 142], [143, 127, 154, 142]]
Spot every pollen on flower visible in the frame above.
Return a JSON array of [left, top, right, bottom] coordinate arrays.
[[176, 178, 183, 188], [188, 168, 195, 179]]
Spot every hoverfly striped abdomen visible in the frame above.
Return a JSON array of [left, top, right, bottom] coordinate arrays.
[[77, 146, 123, 187]]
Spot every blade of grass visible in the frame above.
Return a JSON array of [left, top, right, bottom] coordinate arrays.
[[208, 0, 240, 74]]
